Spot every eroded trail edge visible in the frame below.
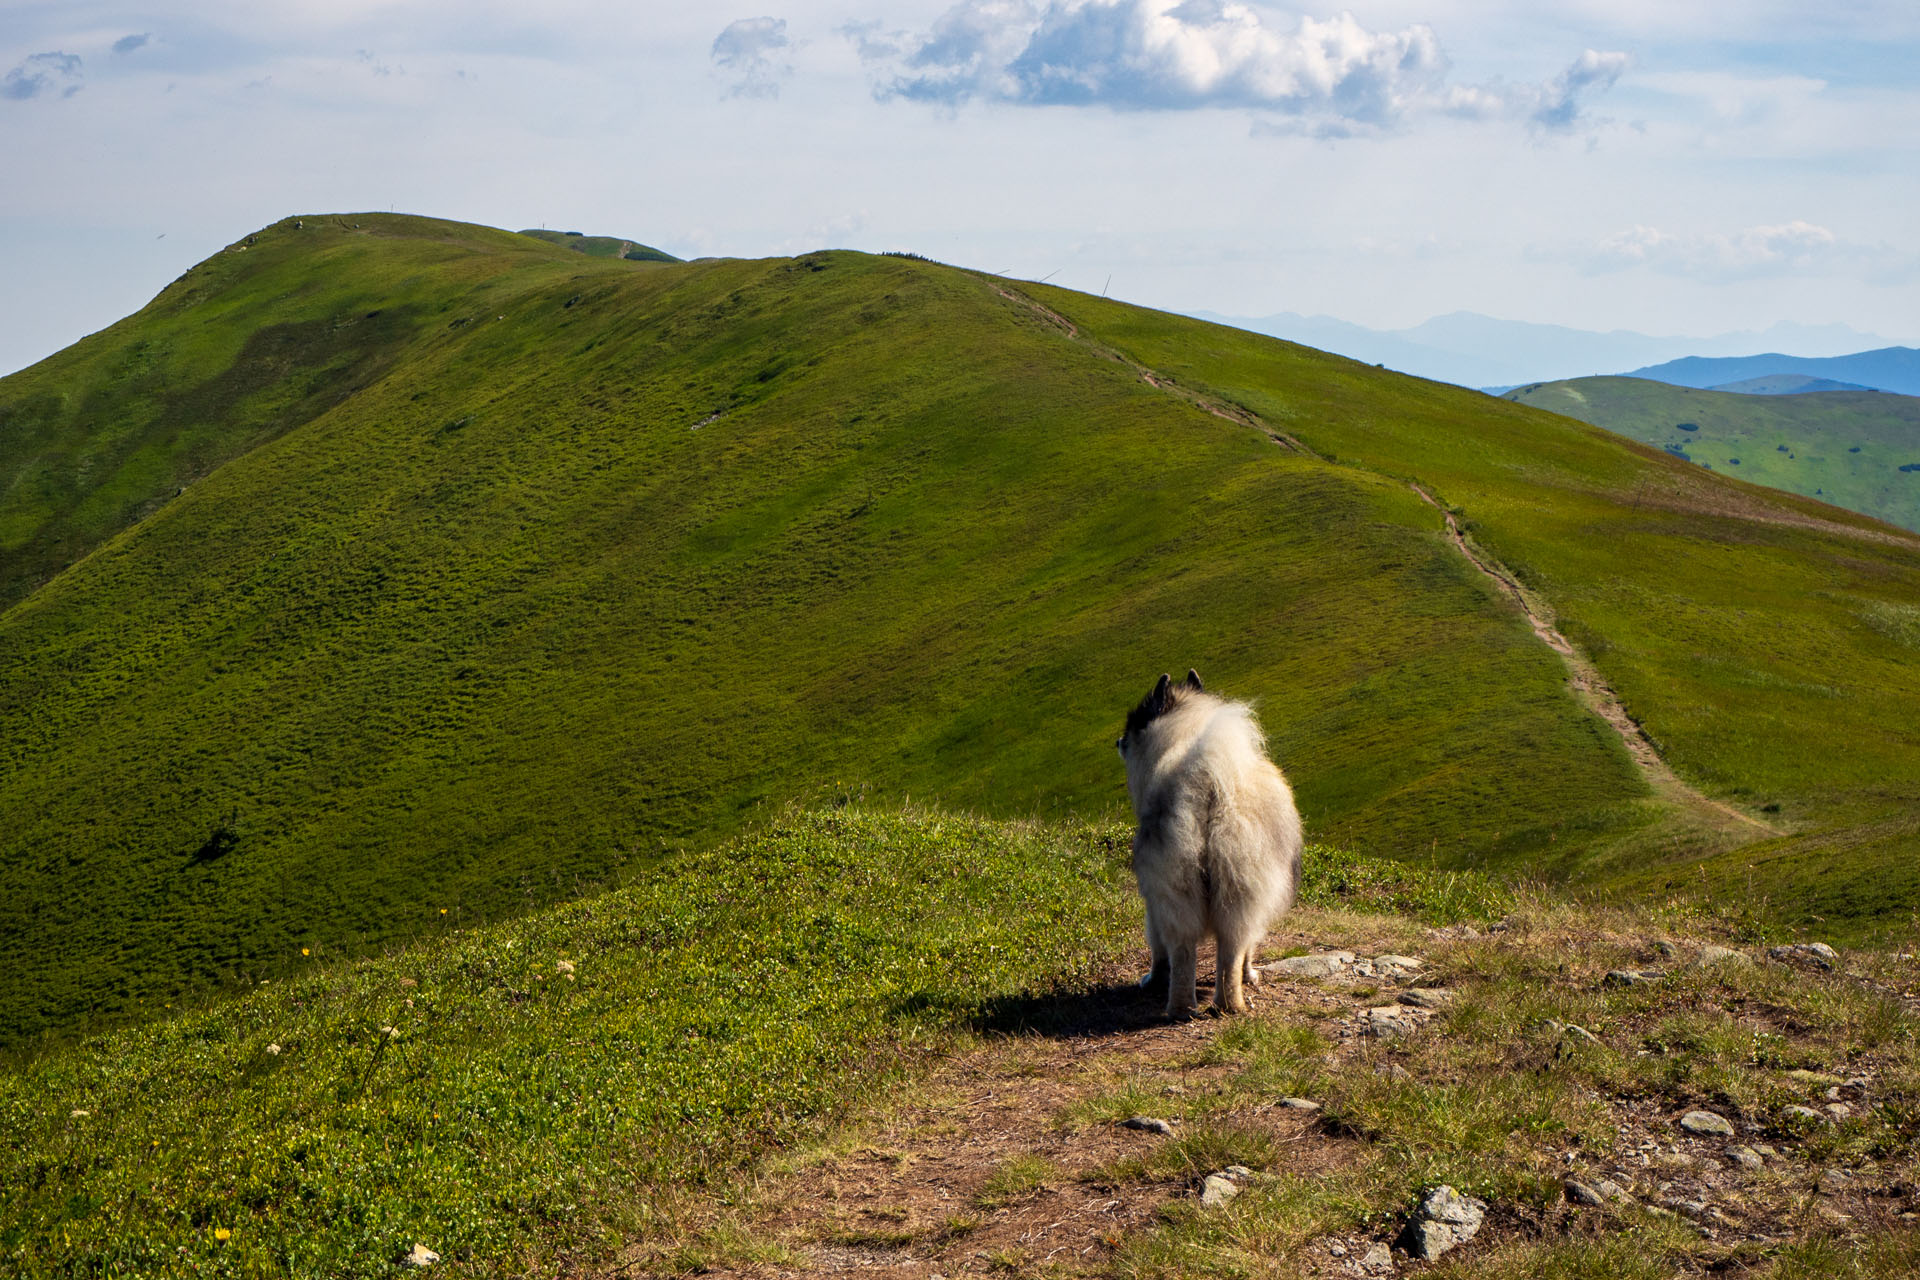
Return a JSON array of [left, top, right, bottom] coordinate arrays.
[[1405, 482, 1777, 837]]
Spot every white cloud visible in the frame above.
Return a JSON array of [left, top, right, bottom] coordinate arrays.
[[1526, 48, 1629, 132], [3, 52, 85, 101], [711, 16, 793, 98], [1590, 220, 1841, 280], [847, 1, 1625, 135]]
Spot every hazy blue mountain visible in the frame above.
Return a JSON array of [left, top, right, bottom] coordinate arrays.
[[1627, 348, 1920, 396], [1708, 374, 1876, 395], [1189, 309, 1895, 390]]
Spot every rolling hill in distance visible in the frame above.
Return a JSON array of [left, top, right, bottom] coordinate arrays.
[[5, 214, 1920, 1057], [1192, 308, 1897, 390], [1624, 347, 1920, 396], [1502, 377, 1920, 533]]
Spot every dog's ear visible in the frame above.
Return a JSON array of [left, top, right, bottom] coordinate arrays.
[[1151, 673, 1172, 710], [1185, 669, 1204, 692]]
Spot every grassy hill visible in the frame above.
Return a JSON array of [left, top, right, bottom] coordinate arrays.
[[516, 228, 678, 262], [1501, 376, 1920, 532], [1627, 347, 1920, 396], [3, 215, 1920, 1053]]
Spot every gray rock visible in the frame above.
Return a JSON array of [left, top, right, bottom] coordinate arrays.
[[1768, 942, 1839, 970], [1653, 940, 1679, 958], [1366, 1006, 1419, 1040], [1564, 1179, 1608, 1207], [404, 1244, 440, 1268], [1595, 1180, 1634, 1204], [1782, 1104, 1831, 1127], [1222, 1165, 1254, 1180], [1200, 1173, 1241, 1208], [1785, 1069, 1845, 1088], [1694, 945, 1752, 968], [1400, 988, 1453, 1010], [1660, 1198, 1711, 1221], [1816, 1168, 1853, 1196], [1278, 1097, 1321, 1111], [1122, 1116, 1174, 1135], [1374, 954, 1425, 975], [1360, 1242, 1394, 1273], [1266, 952, 1355, 979], [1826, 1102, 1854, 1120], [1396, 1185, 1487, 1261], [1549, 1020, 1604, 1049], [1729, 1145, 1765, 1170], [1604, 968, 1662, 987], [1680, 1110, 1735, 1137]]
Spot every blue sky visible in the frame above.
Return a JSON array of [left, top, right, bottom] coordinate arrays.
[[1, 0, 1915, 376]]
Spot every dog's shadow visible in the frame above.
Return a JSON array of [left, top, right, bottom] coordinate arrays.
[[963, 974, 1200, 1039]]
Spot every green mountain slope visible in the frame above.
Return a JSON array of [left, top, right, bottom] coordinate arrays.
[[1503, 376, 1920, 531], [1016, 287, 1920, 924], [4, 215, 1919, 1050], [516, 227, 679, 262], [0, 215, 1646, 1048]]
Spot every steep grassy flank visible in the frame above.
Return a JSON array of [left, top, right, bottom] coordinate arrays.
[[0, 809, 1140, 1278], [516, 228, 679, 261], [1023, 284, 1920, 921], [0, 217, 593, 611], [0, 216, 1644, 1047], [1503, 376, 1920, 532]]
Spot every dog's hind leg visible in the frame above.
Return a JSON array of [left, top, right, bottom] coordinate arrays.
[[1213, 917, 1257, 1015], [1138, 904, 1170, 994], [1166, 939, 1199, 1020]]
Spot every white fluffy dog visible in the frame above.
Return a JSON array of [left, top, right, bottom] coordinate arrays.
[[1116, 670, 1303, 1018]]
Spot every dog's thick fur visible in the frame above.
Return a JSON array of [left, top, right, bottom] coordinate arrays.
[[1117, 670, 1303, 1018]]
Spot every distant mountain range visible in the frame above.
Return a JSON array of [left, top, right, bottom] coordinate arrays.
[[1707, 374, 1874, 395], [1624, 348, 1920, 397], [1192, 308, 1903, 391]]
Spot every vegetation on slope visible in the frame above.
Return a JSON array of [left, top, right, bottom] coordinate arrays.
[[0, 216, 1647, 1047], [0, 807, 1505, 1279], [1020, 283, 1920, 928], [1502, 376, 1920, 532], [516, 228, 679, 262]]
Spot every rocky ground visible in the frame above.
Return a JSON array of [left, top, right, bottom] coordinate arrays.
[[599, 906, 1920, 1279]]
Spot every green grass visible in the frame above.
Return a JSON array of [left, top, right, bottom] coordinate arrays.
[[0, 215, 1649, 1048], [0, 808, 1137, 1279], [1504, 376, 1920, 532], [515, 228, 679, 262], [1021, 283, 1920, 932]]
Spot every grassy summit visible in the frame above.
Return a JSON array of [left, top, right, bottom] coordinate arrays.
[[2, 215, 1918, 1052], [1503, 376, 1920, 532]]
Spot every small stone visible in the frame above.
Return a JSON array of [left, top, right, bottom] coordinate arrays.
[[1768, 942, 1839, 970], [1826, 1102, 1853, 1119], [1374, 954, 1425, 975], [1327, 1241, 1348, 1257], [1681, 1110, 1735, 1137], [1122, 1116, 1174, 1135], [1729, 1146, 1765, 1170], [1360, 1242, 1394, 1273], [1816, 1168, 1853, 1196], [1551, 1020, 1603, 1049], [1396, 1185, 1487, 1261], [1694, 945, 1751, 968], [404, 1244, 440, 1268], [68, 1109, 89, 1118], [1782, 1104, 1831, 1127], [1785, 1069, 1845, 1088], [1595, 1180, 1634, 1204], [1661, 1198, 1710, 1221], [1223, 1165, 1254, 1180], [1400, 988, 1453, 1010], [1653, 940, 1679, 958], [1278, 1097, 1321, 1111], [1200, 1173, 1241, 1208], [1564, 1178, 1607, 1207], [1603, 968, 1661, 987], [1366, 1006, 1419, 1040], [1267, 952, 1355, 979]]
